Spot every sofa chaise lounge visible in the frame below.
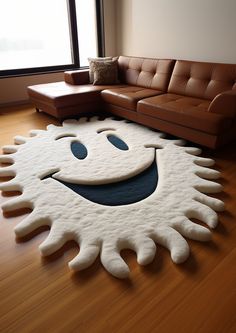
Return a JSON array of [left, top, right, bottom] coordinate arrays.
[[27, 56, 236, 148]]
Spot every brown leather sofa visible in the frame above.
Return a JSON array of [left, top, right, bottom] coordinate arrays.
[[27, 56, 236, 148]]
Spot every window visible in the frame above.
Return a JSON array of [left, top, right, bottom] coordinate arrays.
[[0, 0, 104, 77], [76, 0, 98, 66]]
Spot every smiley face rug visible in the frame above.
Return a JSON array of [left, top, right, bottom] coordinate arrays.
[[0, 117, 224, 278]]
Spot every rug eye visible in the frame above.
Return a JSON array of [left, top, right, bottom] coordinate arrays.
[[71, 141, 88, 160], [107, 134, 129, 151]]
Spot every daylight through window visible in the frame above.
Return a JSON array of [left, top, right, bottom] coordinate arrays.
[[0, 0, 101, 76]]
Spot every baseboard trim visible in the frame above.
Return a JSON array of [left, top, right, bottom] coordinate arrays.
[[0, 99, 31, 108]]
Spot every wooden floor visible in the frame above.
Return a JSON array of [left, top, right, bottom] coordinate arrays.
[[0, 105, 235, 333]]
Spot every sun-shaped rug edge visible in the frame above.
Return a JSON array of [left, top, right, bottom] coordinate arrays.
[[0, 117, 224, 279]]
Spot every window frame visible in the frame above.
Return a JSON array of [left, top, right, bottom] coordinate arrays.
[[0, 0, 105, 78]]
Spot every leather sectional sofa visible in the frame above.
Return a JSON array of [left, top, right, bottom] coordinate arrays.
[[27, 56, 236, 148]]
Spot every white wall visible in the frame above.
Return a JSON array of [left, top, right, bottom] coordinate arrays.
[[103, 0, 117, 56], [0, 73, 64, 106], [116, 0, 236, 63]]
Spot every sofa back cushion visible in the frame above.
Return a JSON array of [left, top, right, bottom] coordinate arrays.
[[168, 60, 236, 100], [118, 56, 175, 91]]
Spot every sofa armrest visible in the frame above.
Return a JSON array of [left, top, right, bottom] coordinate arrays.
[[208, 90, 236, 117], [64, 69, 90, 85]]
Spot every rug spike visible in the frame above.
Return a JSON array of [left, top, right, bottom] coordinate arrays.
[[14, 213, 50, 237], [134, 237, 156, 265], [186, 201, 218, 228], [89, 116, 99, 122], [63, 119, 78, 126], [0, 166, 16, 177], [195, 166, 221, 180], [153, 227, 190, 264], [69, 242, 100, 271], [39, 226, 67, 256], [29, 129, 44, 137], [194, 157, 215, 167], [194, 192, 224, 212], [173, 217, 212, 241], [101, 243, 130, 279], [14, 135, 28, 144], [194, 178, 222, 193], [173, 139, 186, 146], [0, 179, 21, 192], [1, 195, 31, 212], [78, 117, 88, 124], [0, 155, 15, 163], [46, 124, 58, 130], [106, 116, 116, 121], [2, 145, 19, 153], [184, 147, 202, 155], [157, 132, 166, 139]]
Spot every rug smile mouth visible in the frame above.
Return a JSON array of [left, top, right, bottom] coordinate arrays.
[[43, 156, 158, 206]]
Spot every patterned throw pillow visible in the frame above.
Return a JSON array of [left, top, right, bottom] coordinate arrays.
[[92, 58, 119, 85], [88, 57, 112, 83]]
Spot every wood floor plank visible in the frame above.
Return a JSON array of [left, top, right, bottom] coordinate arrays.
[[0, 105, 235, 333]]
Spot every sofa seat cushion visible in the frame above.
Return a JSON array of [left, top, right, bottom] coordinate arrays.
[[28, 82, 127, 108], [101, 86, 163, 111], [137, 93, 232, 135]]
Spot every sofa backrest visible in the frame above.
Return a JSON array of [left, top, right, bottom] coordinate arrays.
[[168, 60, 236, 100], [118, 56, 175, 92]]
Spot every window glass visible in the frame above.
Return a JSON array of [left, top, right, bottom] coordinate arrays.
[[0, 0, 72, 71], [76, 0, 98, 66]]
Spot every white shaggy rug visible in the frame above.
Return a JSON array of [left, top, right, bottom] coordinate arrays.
[[0, 117, 224, 278]]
